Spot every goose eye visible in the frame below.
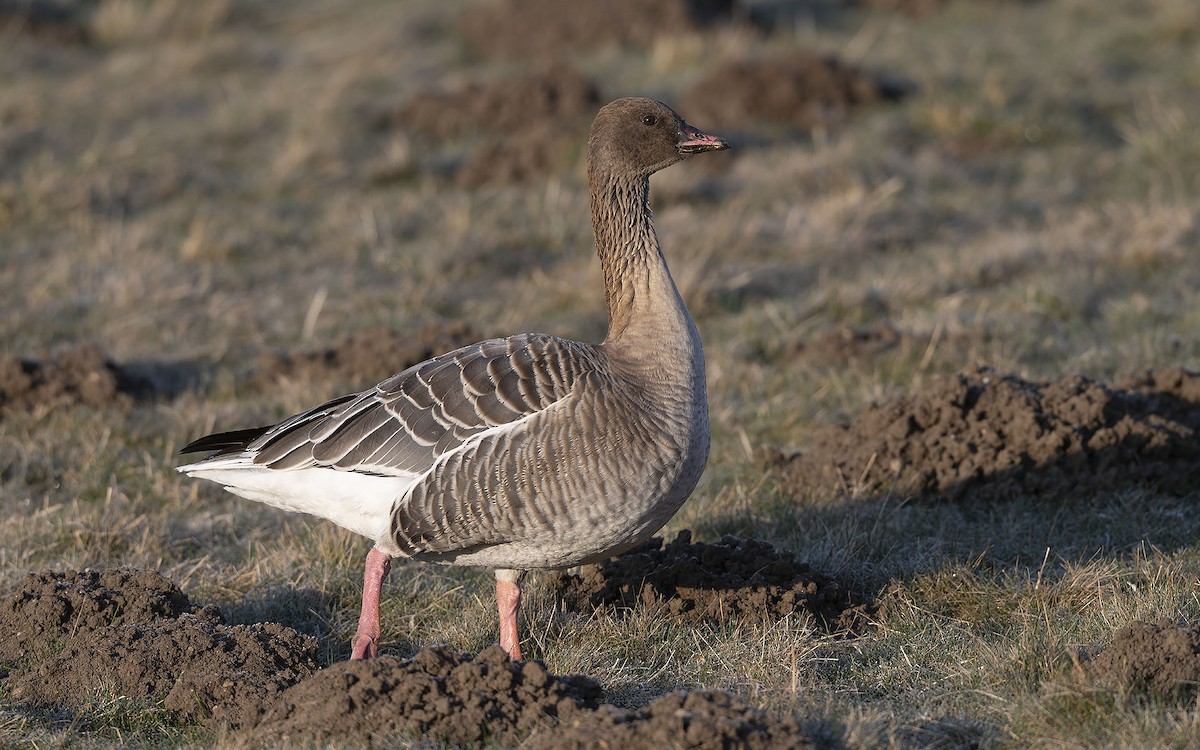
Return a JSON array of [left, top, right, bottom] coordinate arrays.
[[642, 114, 657, 126]]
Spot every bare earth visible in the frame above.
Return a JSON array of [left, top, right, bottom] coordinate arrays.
[[0, 569, 319, 730], [6, 551, 1196, 745], [556, 530, 870, 632], [1, 565, 821, 747], [768, 366, 1200, 502], [455, 0, 741, 60], [681, 51, 909, 131], [1079, 619, 1200, 700], [0, 345, 153, 416]]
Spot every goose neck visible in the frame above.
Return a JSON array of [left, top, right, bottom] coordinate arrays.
[[589, 173, 662, 340]]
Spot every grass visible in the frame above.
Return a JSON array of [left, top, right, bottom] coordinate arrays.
[[3, 0, 1200, 746]]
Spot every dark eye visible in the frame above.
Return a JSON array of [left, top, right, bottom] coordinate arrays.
[[642, 114, 657, 126]]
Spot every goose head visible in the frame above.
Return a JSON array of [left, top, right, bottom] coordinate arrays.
[[587, 97, 728, 180]]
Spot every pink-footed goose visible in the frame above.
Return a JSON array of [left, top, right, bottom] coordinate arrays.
[[178, 98, 729, 660]]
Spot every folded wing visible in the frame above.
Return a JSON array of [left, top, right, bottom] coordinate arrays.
[[205, 333, 594, 477]]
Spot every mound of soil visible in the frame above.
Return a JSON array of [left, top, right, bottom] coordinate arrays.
[[0, 568, 319, 730], [789, 322, 924, 368], [1080, 620, 1200, 700], [456, 0, 738, 60], [387, 67, 601, 141], [250, 320, 478, 389], [769, 366, 1200, 503], [4, 568, 820, 745], [455, 120, 585, 188], [380, 68, 601, 188], [0, 344, 154, 416], [557, 530, 868, 631], [527, 690, 814, 750], [247, 646, 815, 749], [680, 51, 908, 130], [0, 568, 199, 662], [245, 645, 603, 747], [0, 0, 90, 45], [856, 0, 945, 15], [856, 0, 1039, 17]]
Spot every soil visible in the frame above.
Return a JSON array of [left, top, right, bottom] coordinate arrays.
[[247, 646, 817, 749], [788, 322, 924, 369], [856, 0, 946, 16], [0, 344, 155, 416], [0, 568, 320, 730], [856, 0, 1039, 17], [455, 0, 740, 60], [386, 67, 601, 141], [1079, 620, 1200, 700], [557, 530, 869, 632], [767, 366, 1200, 503], [380, 68, 602, 188], [525, 690, 815, 750], [454, 120, 584, 189], [1, 564, 828, 746], [0, 0, 90, 45], [244, 645, 603, 747], [680, 51, 909, 131], [250, 320, 478, 389]]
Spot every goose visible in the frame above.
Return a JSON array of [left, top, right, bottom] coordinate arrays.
[[178, 97, 729, 660]]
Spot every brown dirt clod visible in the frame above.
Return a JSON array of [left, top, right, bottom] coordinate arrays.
[[770, 366, 1200, 503], [456, 0, 738, 60], [244, 645, 603, 746], [250, 321, 478, 389], [0, 344, 154, 416], [680, 51, 908, 131], [1079, 620, 1200, 700], [557, 530, 869, 631], [0, 568, 319, 730]]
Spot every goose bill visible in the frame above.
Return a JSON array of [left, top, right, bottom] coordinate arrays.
[[677, 127, 729, 153]]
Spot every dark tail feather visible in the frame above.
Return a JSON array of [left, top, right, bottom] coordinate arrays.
[[180, 426, 272, 456]]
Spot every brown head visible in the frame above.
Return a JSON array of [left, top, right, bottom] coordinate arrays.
[[587, 97, 728, 181]]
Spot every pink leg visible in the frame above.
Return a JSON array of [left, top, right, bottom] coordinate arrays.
[[496, 575, 523, 661], [350, 548, 391, 659]]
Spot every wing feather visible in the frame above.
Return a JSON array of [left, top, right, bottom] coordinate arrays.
[[229, 333, 597, 481]]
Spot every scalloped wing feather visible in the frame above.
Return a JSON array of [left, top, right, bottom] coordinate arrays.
[[238, 333, 595, 478]]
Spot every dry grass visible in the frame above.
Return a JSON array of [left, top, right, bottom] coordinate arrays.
[[3, 0, 1200, 747]]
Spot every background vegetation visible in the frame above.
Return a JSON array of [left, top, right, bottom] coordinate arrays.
[[2, 0, 1199, 746]]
